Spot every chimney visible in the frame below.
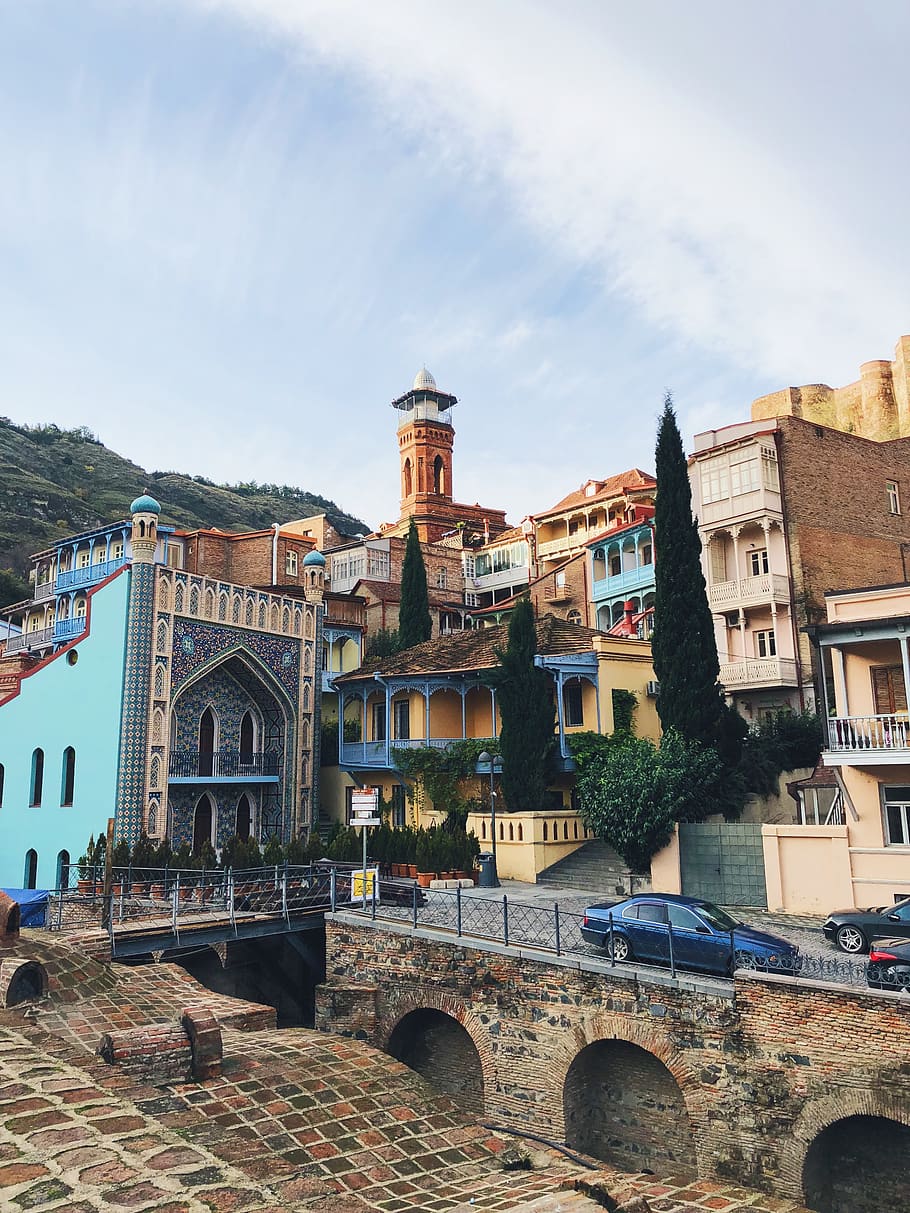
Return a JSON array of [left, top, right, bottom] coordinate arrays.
[[623, 600, 635, 634]]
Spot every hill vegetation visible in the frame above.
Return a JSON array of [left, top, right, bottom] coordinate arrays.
[[0, 417, 370, 605]]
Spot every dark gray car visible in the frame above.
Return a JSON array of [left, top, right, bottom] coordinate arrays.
[[823, 898, 910, 954]]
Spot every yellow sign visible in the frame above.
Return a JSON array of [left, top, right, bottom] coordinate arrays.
[[352, 868, 377, 902]]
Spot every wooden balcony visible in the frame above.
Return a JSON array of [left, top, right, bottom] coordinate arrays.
[[719, 657, 798, 689], [709, 572, 790, 611]]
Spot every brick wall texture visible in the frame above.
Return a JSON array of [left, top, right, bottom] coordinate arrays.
[[318, 918, 910, 1206], [778, 416, 910, 684]]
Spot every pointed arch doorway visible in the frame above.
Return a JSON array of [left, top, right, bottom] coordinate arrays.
[[193, 794, 214, 854]]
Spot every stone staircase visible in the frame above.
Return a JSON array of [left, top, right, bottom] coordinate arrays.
[[536, 838, 651, 897]]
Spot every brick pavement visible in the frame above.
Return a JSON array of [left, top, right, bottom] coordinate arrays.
[[0, 928, 815, 1212]]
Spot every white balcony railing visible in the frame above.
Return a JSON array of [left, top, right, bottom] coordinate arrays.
[[709, 572, 790, 610], [719, 657, 798, 688], [827, 714, 910, 753]]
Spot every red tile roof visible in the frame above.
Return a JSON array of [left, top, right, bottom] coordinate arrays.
[[534, 469, 656, 519]]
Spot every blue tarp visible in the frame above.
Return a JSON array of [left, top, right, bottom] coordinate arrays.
[[1, 888, 49, 927]]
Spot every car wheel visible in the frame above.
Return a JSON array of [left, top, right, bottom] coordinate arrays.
[[607, 933, 632, 963], [836, 924, 868, 954]]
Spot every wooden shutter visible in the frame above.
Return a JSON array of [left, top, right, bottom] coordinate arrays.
[[872, 665, 907, 713]]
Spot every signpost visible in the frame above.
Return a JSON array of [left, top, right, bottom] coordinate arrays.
[[351, 788, 380, 906]]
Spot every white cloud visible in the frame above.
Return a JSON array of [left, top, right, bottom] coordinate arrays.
[[186, 0, 910, 383]]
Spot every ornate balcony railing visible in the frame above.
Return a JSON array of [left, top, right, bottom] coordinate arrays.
[[54, 617, 86, 641], [592, 564, 654, 598], [5, 627, 55, 654], [56, 557, 127, 590], [34, 581, 55, 601], [718, 657, 798, 688], [168, 750, 281, 779], [827, 714, 910, 753], [708, 572, 790, 610]]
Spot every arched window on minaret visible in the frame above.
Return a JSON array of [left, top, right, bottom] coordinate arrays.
[[433, 455, 445, 495], [403, 458, 412, 498]]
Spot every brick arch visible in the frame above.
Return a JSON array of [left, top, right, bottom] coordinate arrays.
[[777, 1085, 910, 1199], [376, 991, 495, 1115], [549, 1012, 710, 1172]]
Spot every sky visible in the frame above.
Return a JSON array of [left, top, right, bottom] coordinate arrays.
[[2, 1, 909, 532]]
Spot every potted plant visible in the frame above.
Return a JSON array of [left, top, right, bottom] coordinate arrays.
[[150, 839, 171, 902], [415, 829, 435, 887], [405, 827, 419, 879], [130, 833, 155, 895], [171, 843, 195, 900], [197, 840, 217, 902]]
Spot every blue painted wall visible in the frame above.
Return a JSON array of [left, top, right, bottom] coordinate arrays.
[[0, 570, 129, 888]]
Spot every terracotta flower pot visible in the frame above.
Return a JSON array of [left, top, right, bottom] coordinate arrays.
[[150, 882, 166, 902], [76, 878, 93, 895], [416, 871, 435, 888], [407, 864, 418, 879]]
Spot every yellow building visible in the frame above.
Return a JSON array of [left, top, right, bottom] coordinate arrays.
[[329, 615, 659, 881]]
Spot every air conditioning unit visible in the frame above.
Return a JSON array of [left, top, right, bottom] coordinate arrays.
[[725, 611, 740, 628], [646, 680, 660, 697]]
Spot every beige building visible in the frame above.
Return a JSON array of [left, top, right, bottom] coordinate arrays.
[[761, 583, 910, 913]]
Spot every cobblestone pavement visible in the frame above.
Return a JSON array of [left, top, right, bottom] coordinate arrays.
[[0, 927, 816, 1213]]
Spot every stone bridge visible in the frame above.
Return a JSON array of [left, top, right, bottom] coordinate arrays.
[[317, 912, 910, 1213]]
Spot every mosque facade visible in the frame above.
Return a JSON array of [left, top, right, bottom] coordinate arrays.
[[0, 495, 324, 890]]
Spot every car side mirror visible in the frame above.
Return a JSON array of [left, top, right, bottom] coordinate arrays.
[[695, 926, 712, 934]]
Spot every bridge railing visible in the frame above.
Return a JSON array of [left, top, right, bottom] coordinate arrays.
[[340, 886, 882, 991]]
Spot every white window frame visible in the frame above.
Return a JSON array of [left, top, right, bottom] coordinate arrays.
[[883, 786, 910, 846], [701, 463, 729, 505], [285, 550, 299, 576], [755, 629, 776, 659], [730, 458, 760, 496], [748, 549, 769, 577], [887, 480, 901, 515]]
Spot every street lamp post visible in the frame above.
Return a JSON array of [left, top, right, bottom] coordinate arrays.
[[477, 751, 500, 887]]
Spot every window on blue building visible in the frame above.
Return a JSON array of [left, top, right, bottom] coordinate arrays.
[[57, 850, 70, 890], [30, 749, 44, 807], [24, 849, 38, 889], [61, 747, 76, 806], [0, 762, 4, 807], [564, 682, 584, 728]]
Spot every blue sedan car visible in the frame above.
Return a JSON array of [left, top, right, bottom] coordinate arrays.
[[580, 893, 798, 976]]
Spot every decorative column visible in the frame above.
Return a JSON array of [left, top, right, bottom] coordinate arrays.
[[115, 495, 160, 844]]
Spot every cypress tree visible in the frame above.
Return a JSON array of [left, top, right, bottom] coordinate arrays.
[[652, 394, 726, 746], [487, 597, 556, 811], [397, 519, 432, 650]]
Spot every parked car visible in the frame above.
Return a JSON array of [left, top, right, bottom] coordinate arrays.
[[580, 893, 798, 977], [865, 938, 910, 992], [823, 898, 910, 954]]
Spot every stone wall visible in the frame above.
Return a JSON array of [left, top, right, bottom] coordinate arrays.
[[318, 915, 910, 1205]]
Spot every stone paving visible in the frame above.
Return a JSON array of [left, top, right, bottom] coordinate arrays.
[[0, 925, 815, 1213]]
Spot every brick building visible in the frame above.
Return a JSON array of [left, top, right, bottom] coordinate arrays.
[[692, 364, 910, 717]]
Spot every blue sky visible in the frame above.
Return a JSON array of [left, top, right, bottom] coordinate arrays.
[[2, 1, 908, 531]]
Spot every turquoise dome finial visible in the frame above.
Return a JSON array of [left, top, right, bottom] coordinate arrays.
[[130, 492, 161, 515], [303, 549, 326, 568]]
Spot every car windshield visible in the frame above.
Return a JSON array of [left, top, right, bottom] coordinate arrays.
[[695, 902, 740, 931]]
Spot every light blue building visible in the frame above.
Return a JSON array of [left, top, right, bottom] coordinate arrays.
[[0, 498, 324, 890], [587, 506, 656, 633]]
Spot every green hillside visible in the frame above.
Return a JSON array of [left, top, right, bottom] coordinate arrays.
[[0, 417, 370, 605]]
